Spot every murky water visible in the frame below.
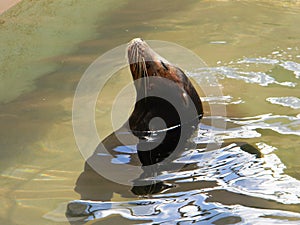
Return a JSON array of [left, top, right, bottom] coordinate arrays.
[[0, 0, 300, 224]]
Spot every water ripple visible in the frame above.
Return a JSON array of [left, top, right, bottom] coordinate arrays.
[[201, 66, 297, 87], [226, 114, 300, 136], [267, 97, 300, 109], [202, 95, 244, 105], [67, 187, 300, 224], [280, 61, 300, 79], [65, 141, 300, 224], [196, 50, 300, 88]]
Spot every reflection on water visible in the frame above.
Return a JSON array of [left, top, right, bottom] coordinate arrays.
[[65, 137, 300, 224], [0, 0, 300, 224], [267, 97, 300, 109]]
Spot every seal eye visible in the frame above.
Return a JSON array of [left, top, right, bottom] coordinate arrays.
[[161, 61, 169, 70]]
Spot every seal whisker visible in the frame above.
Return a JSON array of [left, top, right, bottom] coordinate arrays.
[[142, 57, 150, 97], [133, 47, 138, 63], [135, 48, 142, 79]]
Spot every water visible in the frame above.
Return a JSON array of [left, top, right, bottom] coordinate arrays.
[[0, 0, 300, 224]]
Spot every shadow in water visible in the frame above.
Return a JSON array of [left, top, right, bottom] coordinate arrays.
[[66, 126, 190, 222], [70, 120, 199, 200]]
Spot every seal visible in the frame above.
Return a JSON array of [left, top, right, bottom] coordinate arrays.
[[70, 39, 204, 202], [67, 39, 263, 208], [127, 38, 203, 165]]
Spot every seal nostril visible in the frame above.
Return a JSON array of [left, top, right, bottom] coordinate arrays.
[[130, 38, 143, 45]]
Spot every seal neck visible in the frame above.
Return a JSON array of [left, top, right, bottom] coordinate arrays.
[[129, 114, 203, 137]]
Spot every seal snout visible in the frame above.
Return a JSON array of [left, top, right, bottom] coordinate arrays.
[[130, 38, 144, 45], [127, 38, 149, 69], [128, 38, 147, 50]]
